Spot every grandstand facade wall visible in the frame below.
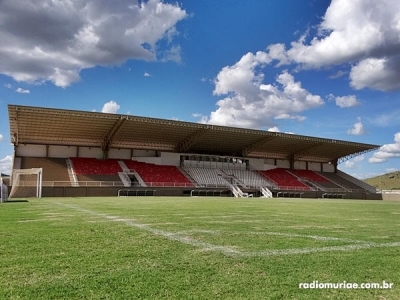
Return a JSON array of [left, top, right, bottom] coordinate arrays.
[[16, 144, 340, 171]]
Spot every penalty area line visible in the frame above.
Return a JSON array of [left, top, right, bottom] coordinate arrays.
[[53, 202, 400, 257], [238, 241, 400, 257], [54, 202, 240, 256]]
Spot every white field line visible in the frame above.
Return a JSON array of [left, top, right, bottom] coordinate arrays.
[[176, 230, 367, 244], [54, 203, 400, 257], [239, 241, 400, 257], [55, 203, 240, 255]]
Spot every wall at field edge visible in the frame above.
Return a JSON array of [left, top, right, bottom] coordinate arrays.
[[382, 191, 400, 201]]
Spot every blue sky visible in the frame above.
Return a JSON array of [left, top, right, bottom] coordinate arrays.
[[1, 0, 400, 179]]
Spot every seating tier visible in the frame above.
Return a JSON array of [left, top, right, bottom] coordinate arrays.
[[70, 158, 122, 175], [290, 169, 329, 182], [123, 160, 193, 187], [259, 168, 311, 190]]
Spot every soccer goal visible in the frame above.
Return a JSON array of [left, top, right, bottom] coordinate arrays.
[[9, 168, 43, 199]]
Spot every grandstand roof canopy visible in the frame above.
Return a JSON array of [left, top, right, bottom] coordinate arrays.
[[8, 105, 379, 163]]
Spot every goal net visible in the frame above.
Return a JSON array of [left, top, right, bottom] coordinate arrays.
[[9, 168, 43, 199]]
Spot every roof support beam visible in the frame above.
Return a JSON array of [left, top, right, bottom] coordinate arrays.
[[102, 116, 127, 154], [175, 127, 210, 153], [241, 136, 277, 157], [337, 148, 379, 164], [293, 142, 325, 161]]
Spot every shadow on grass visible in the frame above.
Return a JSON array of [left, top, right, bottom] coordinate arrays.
[[2, 200, 29, 203]]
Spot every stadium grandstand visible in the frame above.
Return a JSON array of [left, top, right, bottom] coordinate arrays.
[[6, 104, 381, 199]]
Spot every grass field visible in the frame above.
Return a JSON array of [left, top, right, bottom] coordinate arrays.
[[1, 197, 400, 299]]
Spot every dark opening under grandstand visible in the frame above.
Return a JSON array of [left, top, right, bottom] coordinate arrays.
[[6, 104, 381, 200]]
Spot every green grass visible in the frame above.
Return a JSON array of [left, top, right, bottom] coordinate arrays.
[[1, 197, 400, 299]]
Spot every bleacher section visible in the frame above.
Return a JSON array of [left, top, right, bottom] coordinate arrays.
[[69, 158, 194, 187], [70, 158, 122, 186], [183, 167, 229, 187], [20, 157, 70, 186], [289, 169, 342, 190], [319, 171, 369, 192], [70, 158, 122, 175], [290, 169, 328, 182], [123, 160, 193, 187], [15, 157, 377, 198], [219, 169, 274, 188], [259, 168, 311, 191]]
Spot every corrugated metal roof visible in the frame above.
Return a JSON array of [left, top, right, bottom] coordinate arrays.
[[8, 104, 379, 163]]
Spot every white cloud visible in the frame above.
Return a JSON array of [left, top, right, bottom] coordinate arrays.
[[207, 0, 400, 129], [160, 45, 182, 63], [4, 83, 12, 88], [0, 155, 13, 175], [101, 100, 120, 114], [268, 0, 400, 92], [267, 127, 280, 132], [0, 134, 3, 142], [344, 155, 364, 168], [347, 118, 367, 135], [213, 51, 272, 96], [369, 132, 400, 163], [334, 95, 360, 108], [0, 0, 187, 87], [267, 43, 289, 66], [350, 57, 400, 91], [329, 70, 346, 79], [208, 51, 323, 128], [144, 72, 151, 77], [15, 87, 30, 94]]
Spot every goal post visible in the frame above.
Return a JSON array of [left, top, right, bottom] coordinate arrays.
[[9, 168, 43, 199], [1, 178, 8, 203]]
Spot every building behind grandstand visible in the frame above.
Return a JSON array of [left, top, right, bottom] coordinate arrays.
[[5, 105, 381, 200]]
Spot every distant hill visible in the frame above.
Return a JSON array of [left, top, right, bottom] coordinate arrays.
[[364, 171, 400, 190]]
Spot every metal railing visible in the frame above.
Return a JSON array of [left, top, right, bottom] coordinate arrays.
[[42, 181, 124, 187], [39, 180, 369, 193]]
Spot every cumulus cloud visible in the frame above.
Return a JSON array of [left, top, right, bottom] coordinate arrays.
[[15, 87, 30, 94], [329, 94, 360, 108], [0, 155, 13, 175], [344, 155, 364, 168], [0, 134, 3, 142], [102, 100, 120, 114], [369, 132, 400, 163], [206, 0, 400, 129], [206, 51, 323, 128], [349, 57, 400, 91], [268, 127, 280, 132], [0, 0, 187, 87], [347, 118, 367, 135], [143, 72, 151, 77], [268, 0, 400, 91]]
